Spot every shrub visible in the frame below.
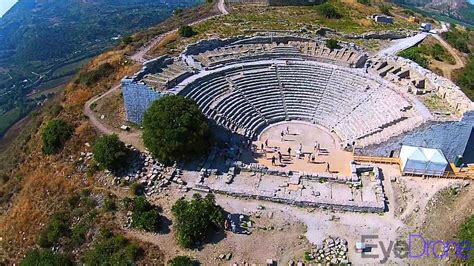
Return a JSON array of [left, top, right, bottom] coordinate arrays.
[[122, 36, 133, 45], [143, 95, 211, 165], [326, 39, 340, 50], [455, 54, 474, 100], [20, 249, 72, 266], [130, 196, 162, 232], [168, 256, 199, 266], [104, 195, 117, 212], [93, 134, 128, 171], [83, 234, 141, 265], [178, 25, 196, 38], [398, 47, 429, 68], [357, 0, 370, 5], [318, 3, 342, 19], [41, 119, 73, 155], [441, 28, 470, 54], [71, 221, 91, 247], [75, 63, 115, 86], [458, 215, 474, 264], [171, 193, 225, 248], [380, 5, 391, 16], [129, 182, 144, 196], [38, 213, 70, 248], [430, 43, 447, 61]]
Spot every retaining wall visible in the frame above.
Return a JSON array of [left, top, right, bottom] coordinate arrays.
[[359, 111, 474, 161]]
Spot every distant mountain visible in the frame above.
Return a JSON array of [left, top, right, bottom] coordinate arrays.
[[392, 0, 474, 25], [0, 0, 202, 136]]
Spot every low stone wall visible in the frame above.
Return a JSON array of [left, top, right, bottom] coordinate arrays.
[[212, 188, 385, 213], [343, 30, 416, 40]]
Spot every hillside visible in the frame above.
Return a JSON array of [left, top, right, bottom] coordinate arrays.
[[0, 0, 203, 137], [392, 0, 474, 25]]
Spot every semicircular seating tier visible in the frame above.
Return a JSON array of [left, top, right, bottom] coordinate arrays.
[[177, 60, 424, 147]]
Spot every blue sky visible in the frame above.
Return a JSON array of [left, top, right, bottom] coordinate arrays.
[[0, 0, 17, 17]]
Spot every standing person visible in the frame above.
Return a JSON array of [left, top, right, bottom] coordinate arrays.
[[326, 162, 330, 172], [311, 153, 316, 163], [308, 153, 312, 162], [278, 151, 282, 163], [286, 126, 290, 135], [261, 143, 264, 151], [299, 143, 303, 152], [287, 147, 292, 157], [280, 131, 284, 141], [271, 156, 276, 166], [265, 139, 269, 147], [314, 141, 318, 150]]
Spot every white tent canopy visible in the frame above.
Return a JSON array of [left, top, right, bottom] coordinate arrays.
[[399, 145, 448, 176]]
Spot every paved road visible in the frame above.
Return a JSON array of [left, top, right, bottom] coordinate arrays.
[[85, 0, 229, 148], [377, 32, 428, 57]]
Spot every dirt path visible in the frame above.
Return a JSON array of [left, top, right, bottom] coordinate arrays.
[[430, 34, 465, 80], [85, 0, 229, 147], [131, 0, 228, 63]]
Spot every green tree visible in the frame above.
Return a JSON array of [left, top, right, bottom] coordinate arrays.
[[41, 119, 73, 155], [168, 255, 199, 266], [20, 249, 72, 266], [326, 39, 340, 50], [130, 196, 162, 232], [178, 25, 196, 38], [171, 193, 225, 248], [318, 3, 342, 19], [143, 95, 211, 165], [83, 234, 141, 265], [93, 134, 128, 171]]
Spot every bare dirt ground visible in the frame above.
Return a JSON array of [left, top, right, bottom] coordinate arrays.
[[111, 161, 472, 265], [429, 34, 465, 80], [249, 122, 353, 176]]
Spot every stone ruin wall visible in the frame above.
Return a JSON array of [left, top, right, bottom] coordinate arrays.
[[358, 111, 474, 161], [211, 162, 387, 213], [122, 56, 172, 124]]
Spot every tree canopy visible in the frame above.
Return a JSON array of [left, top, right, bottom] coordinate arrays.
[[128, 196, 162, 232], [318, 3, 342, 19], [93, 134, 128, 171], [83, 233, 142, 265], [41, 119, 73, 155], [178, 25, 196, 38], [168, 255, 199, 266], [20, 249, 72, 266], [143, 95, 211, 165], [171, 193, 225, 248], [326, 39, 340, 50]]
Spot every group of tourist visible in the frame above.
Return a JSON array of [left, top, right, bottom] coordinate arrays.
[[259, 127, 331, 172]]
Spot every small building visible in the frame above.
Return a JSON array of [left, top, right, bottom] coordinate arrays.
[[371, 14, 394, 24], [399, 145, 448, 176], [419, 23, 432, 32]]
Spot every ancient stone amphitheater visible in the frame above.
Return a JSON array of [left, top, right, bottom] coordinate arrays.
[[122, 35, 474, 161]]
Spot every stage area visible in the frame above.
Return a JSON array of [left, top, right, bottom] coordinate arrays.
[[242, 122, 354, 176]]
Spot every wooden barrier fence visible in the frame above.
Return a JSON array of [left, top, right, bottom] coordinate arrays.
[[353, 156, 474, 180]]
